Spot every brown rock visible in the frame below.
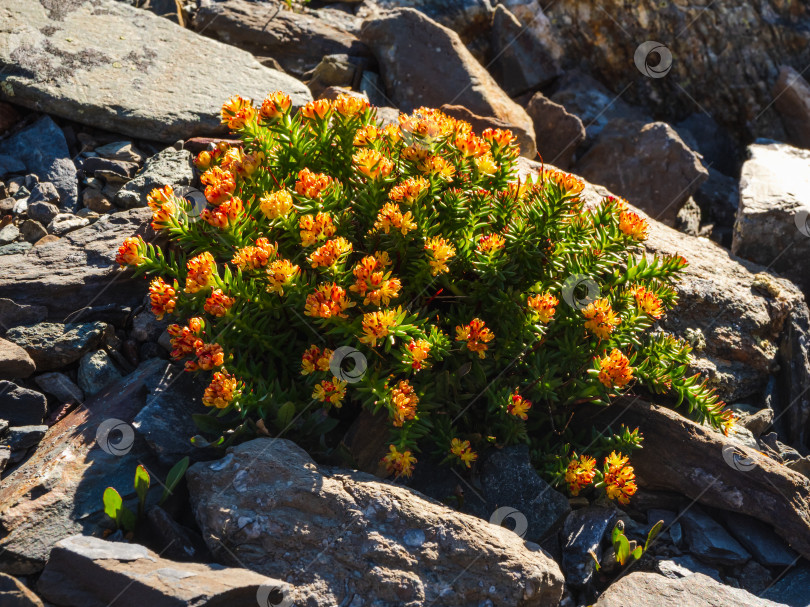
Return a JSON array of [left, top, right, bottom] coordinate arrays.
[[18, 220, 46, 244], [182, 137, 242, 155], [773, 66, 810, 149], [33, 234, 59, 246], [81, 187, 114, 214], [0, 338, 35, 380], [0, 572, 43, 607], [360, 8, 537, 158], [525, 92, 585, 168], [441, 104, 536, 160]]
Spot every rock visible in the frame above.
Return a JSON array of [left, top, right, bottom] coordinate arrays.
[[674, 114, 740, 178], [773, 66, 810, 149], [143, 505, 210, 563], [3, 425, 48, 452], [0, 572, 43, 607], [489, 5, 560, 97], [80, 157, 139, 181], [655, 555, 721, 582], [675, 196, 701, 236], [679, 505, 750, 566], [762, 564, 810, 607], [440, 103, 537, 159], [732, 141, 810, 295], [360, 8, 536, 158], [0, 0, 312, 143], [593, 572, 784, 607], [0, 242, 31, 255], [0, 358, 168, 574], [0, 381, 46, 425], [188, 438, 566, 606], [0, 155, 26, 178], [0, 299, 47, 334], [27, 182, 59, 206], [18, 220, 46, 244], [114, 148, 194, 210], [738, 560, 774, 596], [32, 235, 58, 247], [5, 322, 108, 371], [194, 0, 371, 78], [575, 119, 709, 226], [130, 309, 170, 343], [736, 407, 774, 438], [308, 54, 369, 100], [0, 197, 15, 215], [692, 168, 739, 247], [37, 534, 288, 607], [560, 507, 617, 588], [0, 207, 152, 319], [11, 198, 26, 215], [25, 201, 59, 226], [525, 93, 585, 169], [77, 350, 123, 397], [0, 340, 36, 380], [81, 187, 113, 214], [93, 141, 144, 164], [47, 213, 90, 236], [0, 224, 19, 245], [32, 372, 83, 405], [581, 399, 810, 561], [723, 511, 798, 567], [0, 117, 77, 209]]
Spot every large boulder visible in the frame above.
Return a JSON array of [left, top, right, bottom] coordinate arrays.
[[360, 8, 537, 159], [731, 141, 810, 296], [0, 0, 311, 143], [0, 208, 152, 319], [187, 438, 565, 606]]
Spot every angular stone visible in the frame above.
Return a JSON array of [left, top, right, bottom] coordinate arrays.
[[77, 350, 123, 397], [679, 505, 750, 566], [0, 155, 25, 178], [0, 117, 77, 210], [593, 572, 784, 607], [655, 555, 721, 582], [525, 92, 586, 169], [0, 300, 47, 336], [0, 224, 19, 245], [723, 511, 798, 567], [732, 141, 810, 295], [0, 208, 152, 319], [114, 148, 195, 210], [5, 322, 107, 371], [0, 381, 46, 425], [773, 66, 810, 149], [32, 371, 83, 405], [0, 572, 43, 607], [18, 220, 46, 244], [0, 339, 35, 380], [360, 8, 537, 158], [188, 438, 565, 606], [0, 0, 312, 143], [25, 201, 59, 226], [94, 141, 144, 164], [3, 425, 48, 452], [37, 534, 289, 607], [762, 564, 810, 607], [143, 505, 210, 563], [47, 213, 90, 236], [560, 506, 617, 588], [81, 187, 113, 214], [27, 182, 59, 205], [440, 103, 536, 160]]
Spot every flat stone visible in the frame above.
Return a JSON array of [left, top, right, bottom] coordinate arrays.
[[0, 572, 43, 607], [0, 117, 77, 210], [0, 241, 28, 255], [114, 148, 194, 210], [0, 299, 47, 335], [723, 511, 798, 567], [0, 340, 35, 380], [32, 371, 83, 405], [3, 425, 47, 452], [0, 0, 312, 143], [561, 507, 617, 588], [0, 381, 46, 425], [47, 213, 90, 236], [77, 350, 123, 396], [80, 157, 138, 180], [680, 506, 751, 566], [93, 141, 144, 164], [0, 224, 19, 245], [5, 321, 108, 371], [27, 182, 59, 205], [655, 555, 722, 582], [525, 92, 586, 169]]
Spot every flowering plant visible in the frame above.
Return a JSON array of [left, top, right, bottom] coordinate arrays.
[[118, 93, 731, 503]]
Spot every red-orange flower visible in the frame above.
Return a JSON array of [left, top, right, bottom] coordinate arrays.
[[450, 438, 478, 468], [631, 285, 663, 319], [390, 379, 419, 427], [597, 349, 634, 389], [116, 236, 144, 267], [388, 177, 429, 205], [382, 444, 417, 478], [168, 323, 203, 360], [200, 166, 236, 205], [295, 168, 332, 199], [301, 345, 334, 375], [309, 237, 352, 268], [202, 371, 240, 409], [312, 377, 347, 407], [185, 251, 217, 294], [603, 452, 637, 505], [507, 391, 532, 420], [204, 289, 235, 317], [455, 318, 494, 358], [231, 238, 277, 271], [259, 91, 292, 120], [149, 277, 176, 320], [221, 95, 256, 130], [565, 454, 597, 496], [200, 196, 243, 228], [301, 99, 332, 120], [619, 211, 649, 241], [266, 259, 300, 295], [186, 342, 225, 372], [406, 339, 431, 371], [582, 298, 620, 340], [304, 283, 355, 319], [299, 212, 337, 247], [334, 94, 370, 117], [527, 292, 559, 324]]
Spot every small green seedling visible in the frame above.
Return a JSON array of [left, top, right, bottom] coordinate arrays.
[[590, 519, 664, 571]]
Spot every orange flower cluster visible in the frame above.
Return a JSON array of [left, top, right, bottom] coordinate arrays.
[[450, 438, 478, 468], [312, 377, 347, 406], [631, 285, 663, 319], [301, 345, 334, 375], [353, 125, 381, 146], [481, 128, 516, 149], [477, 233, 506, 254], [619, 211, 649, 241], [406, 339, 431, 371], [382, 444, 417, 478], [360, 309, 399, 346], [168, 322, 203, 360], [299, 212, 337, 247], [201, 196, 243, 228], [260, 189, 294, 219], [309, 237, 352, 268], [185, 252, 217, 294], [149, 277, 176, 320], [374, 203, 417, 235], [597, 349, 634, 389], [542, 169, 585, 194], [353, 149, 394, 181], [334, 94, 370, 117], [507, 391, 532, 420], [388, 176, 429, 205], [301, 99, 332, 121], [231, 238, 277, 271], [604, 452, 638, 505], [221, 95, 255, 130], [305, 283, 354, 318], [221, 147, 263, 178], [527, 292, 558, 324], [350, 254, 401, 307], [474, 153, 498, 175], [186, 342, 225, 372], [390, 379, 419, 426], [417, 155, 455, 178], [399, 107, 457, 141], [266, 258, 300, 295], [454, 132, 490, 157], [565, 454, 597, 496], [204, 289, 235, 317], [295, 168, 332, 199], [424, 236, 456, 276], [582, 298, 620, 339], [259, 91, 291, 120], [455, 318, 494, 358], [147, 185, 177, 229], [116, 236, 143, 266], [202, 371, 239, 409], [201, 166, 236, 205]]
